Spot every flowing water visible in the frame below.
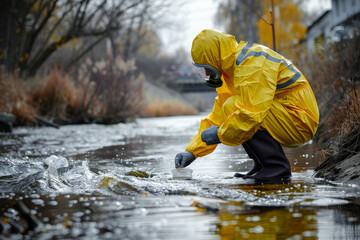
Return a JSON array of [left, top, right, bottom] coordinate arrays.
[[0, 115, 359, 239]]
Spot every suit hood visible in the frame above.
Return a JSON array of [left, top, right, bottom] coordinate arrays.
[[191, 29, 238, 78]]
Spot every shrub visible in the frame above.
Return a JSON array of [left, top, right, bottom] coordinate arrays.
[[304, 30, 360, 143], [141, 100, 198, 117], [31, 68, 78, 122], [75, 56, 144, 124], [0, 68, 36, 125]]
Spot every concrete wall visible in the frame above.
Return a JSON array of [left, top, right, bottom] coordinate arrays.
[[306, 0, 360, 54], [307, 11, 332, 53], [331, 0, 360, 26]]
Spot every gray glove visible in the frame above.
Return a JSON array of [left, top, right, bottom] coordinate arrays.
[[201, 125, 221, 145], [175, 151, 195, 168]]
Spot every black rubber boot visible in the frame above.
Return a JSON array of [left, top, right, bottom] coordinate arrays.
[[233, 141, 262, 178], [234, 130, 291, 180]]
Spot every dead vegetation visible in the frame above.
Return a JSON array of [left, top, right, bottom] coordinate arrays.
[[1, 55, 145, 125], [141, 100, 198, 118], [0, 69, 36, 125], [1, 55, 199, 126], [304, 30, 360, 176]]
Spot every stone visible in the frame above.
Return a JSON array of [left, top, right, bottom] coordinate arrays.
[[0, 113, 16, 132], [314, 152, 360, 185]]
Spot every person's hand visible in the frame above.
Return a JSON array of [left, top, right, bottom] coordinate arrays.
[[201, 125, 221, 145], [174, 151, 195, 168]]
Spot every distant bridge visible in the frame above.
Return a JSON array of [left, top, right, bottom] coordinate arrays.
[[162, 65, 216, 93]]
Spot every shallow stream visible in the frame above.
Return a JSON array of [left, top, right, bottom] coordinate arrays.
[[0, 115, 359, 239]]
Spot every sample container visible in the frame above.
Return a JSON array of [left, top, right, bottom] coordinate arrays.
[[172, 168, 193, 179]]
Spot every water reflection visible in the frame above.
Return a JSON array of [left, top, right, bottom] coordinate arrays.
[[215, 207, 318, 239], [215, 182, 360, 239]]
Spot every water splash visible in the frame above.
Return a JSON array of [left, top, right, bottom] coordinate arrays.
[[45, 155, 69, 173]]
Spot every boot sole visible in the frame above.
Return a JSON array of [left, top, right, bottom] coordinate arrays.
[[234, 173, 248, 178], [244, 175, 292, 184]]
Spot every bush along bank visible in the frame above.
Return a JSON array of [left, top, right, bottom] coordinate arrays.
[[0, 59, 200, 130], [0, 56, 144, 127], [305, 30, 360, 185], [314, 126, 360, 185]]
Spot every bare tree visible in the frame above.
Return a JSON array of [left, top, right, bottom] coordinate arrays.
[[110, 0, 183, 61], [0, 0, 146, 77], [215, 0, 261, 42]]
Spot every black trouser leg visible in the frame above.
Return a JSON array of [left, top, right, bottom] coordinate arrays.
[[234, 130, 291, 179]]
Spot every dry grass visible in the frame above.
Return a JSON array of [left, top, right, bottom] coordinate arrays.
[[30, 68, 79, 121], [321, 90, 360, 161], [1, 54, 145, 125], [304, 31, 360, 143], [74, 57, 144, 124], [24, 55, 145, 124], [0, 68, 36, 125], [141, 100, 198, 117], [315, 121, 360, 174], [1, 53, 200, 125], [305, 30, 360, 171]]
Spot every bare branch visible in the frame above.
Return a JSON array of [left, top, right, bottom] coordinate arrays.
[[29, 0, 47, 33], [20, 0, 58, 71], [64, 35, 108, 72], [26, 34, 72, 76], [43, 6, 70, 47], [72, 0, 87, 31], [81, 0, 107, 27], [80, 0, 91, 24]]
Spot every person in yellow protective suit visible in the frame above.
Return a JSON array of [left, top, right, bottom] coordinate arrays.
[[174, 29, 319, 181]]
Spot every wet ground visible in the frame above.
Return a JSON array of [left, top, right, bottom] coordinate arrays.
[[0, 115, 359, 239]]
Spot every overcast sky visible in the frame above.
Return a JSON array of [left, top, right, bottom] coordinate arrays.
[[160, 0, 332, 57]]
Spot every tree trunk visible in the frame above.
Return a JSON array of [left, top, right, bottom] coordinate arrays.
[[0, 0, 19, 72]]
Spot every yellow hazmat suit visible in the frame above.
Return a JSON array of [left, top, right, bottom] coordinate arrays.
[[186, 29, 319, 158]]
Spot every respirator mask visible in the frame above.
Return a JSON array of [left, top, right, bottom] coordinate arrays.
[[192, 62, 223, 88]]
